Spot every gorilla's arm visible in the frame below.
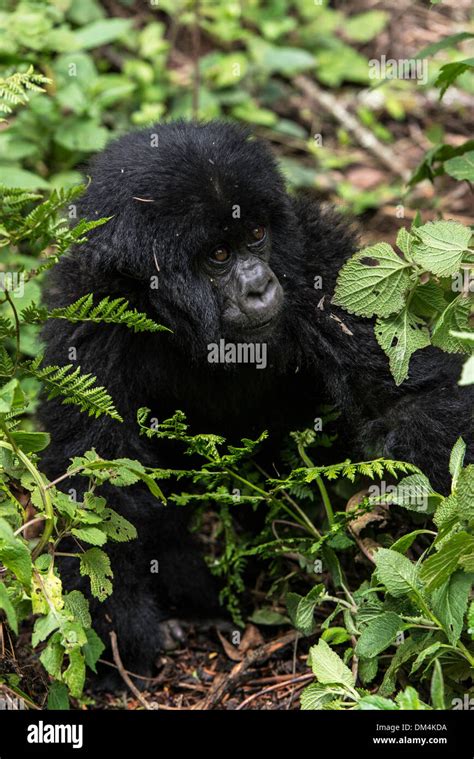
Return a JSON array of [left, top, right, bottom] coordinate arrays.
[[290, 195, 473, 491]]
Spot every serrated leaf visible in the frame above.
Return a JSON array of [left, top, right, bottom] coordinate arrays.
[[431, 571, 473, 645], [358, 695, 397, 710], [333, 243, 411, 317], [432, 297, 473, 354], [420, 532, 474, 591], [99, 509, 137, 542], [356, 612, 403, 658], [300, 682, 340, 710], [445, 150, 474, 181], [375, 308, 430, 385], [374, 548, 420, 598], [456, 465, 474, 521], [79, 548, 113, 601], [64, 590, 91, 629], [63, 648, 86, 698], [294, 584, 324, 635], [309, 638, 355, 688], [71, 526, 107, 546], [435, 58, 474, 98], [412, 221, 472, 277]]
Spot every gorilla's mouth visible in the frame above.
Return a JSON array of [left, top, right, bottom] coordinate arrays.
[[247, 317, 273, 331]]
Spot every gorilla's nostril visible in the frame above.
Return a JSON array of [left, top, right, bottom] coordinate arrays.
[[246, 276, 274, 302]]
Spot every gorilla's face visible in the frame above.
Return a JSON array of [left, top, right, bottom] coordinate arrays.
[[144, 124, 294, 348], [83, 121, 298, 356], [198, 220, 284, 335]]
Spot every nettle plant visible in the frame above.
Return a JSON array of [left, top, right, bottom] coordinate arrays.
[[333, 219, 474, 385], [297, 437, 474, 710]]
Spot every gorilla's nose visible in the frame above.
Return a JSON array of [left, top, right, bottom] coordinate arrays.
[[239, 266, 283, 321]]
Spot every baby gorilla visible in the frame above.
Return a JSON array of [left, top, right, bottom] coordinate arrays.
[[40, 120, 473, 683]]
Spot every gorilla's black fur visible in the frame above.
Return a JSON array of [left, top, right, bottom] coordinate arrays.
[[39, 120, 473, 681]]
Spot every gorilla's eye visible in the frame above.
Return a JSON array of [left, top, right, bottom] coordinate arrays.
[[210, 246, 231, 264], [251, 225, 266, 243]]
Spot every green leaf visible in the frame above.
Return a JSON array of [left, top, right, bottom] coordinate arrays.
[[289, 584, 324, 635], [47, 681, 69, 710], [431, 571, 473, 645], [79, 548, 113, 601], [456, 465, 474, 521], [9, 431, 50, 453], [83, 628, 105, 673], [0, 379, 24, 414], [333, 243, 411, 318], [412, 220, 472, 277], [309, 638, 355, 688], [432, 297, 473, 354], [54, 119, 108, 153], [300, 682, 340, 710], [416, 32, 474, 59], [99, 509, 137, 542], [449, 437, 466, 486], [0, 517, 32, 588], [375, 548, 420, 598], [430, 660, 445, 710], [435, 58, 474, 98], [0, 582, 18, 633], [40, 634, 64, 679], [73, 19, 132, 50], [445, 150, 474, 181], [71, 526, 107, 546], [375, 308, 430, 385], [32, 611, 61, 646], [257, 44, 315, 76], [358, 694, 397, 710], [356, 612, 403, 658], [63, 648, 86, 698], [0, 166, 49, 189], [343, 10, 388, 42], [395, 686, 428, 710], [64, 590, 91, 629], [420, 532, 474, 591]]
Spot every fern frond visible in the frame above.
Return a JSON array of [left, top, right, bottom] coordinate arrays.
[[48, 294, 169, 333], [20, 303, 48, 325], [24, 358, 123, 421], [0, 67, 49, 117], [0, 347, 14, 377], [0, 186, 41, 211]]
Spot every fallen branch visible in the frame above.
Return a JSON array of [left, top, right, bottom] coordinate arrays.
[[109, 631, 152, 710], [195, 630, 298, 710], [295, 75, 411, 182], [236, 672, 313, 710]]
